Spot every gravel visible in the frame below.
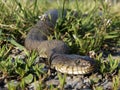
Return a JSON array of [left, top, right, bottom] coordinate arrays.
[[0, 47, 120, 90]]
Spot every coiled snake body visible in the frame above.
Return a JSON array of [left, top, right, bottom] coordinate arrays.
[[25, 9, 96, 75]]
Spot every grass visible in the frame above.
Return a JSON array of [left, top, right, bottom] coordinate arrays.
[[96, 53, 119, 74], [0, 0, 120, 89]]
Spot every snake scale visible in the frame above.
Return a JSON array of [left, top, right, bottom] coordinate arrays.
[[25, 9, 96, 75]]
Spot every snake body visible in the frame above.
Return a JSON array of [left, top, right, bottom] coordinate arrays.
[[25, 9, 96, 75]]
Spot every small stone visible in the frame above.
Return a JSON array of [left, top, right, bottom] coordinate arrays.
[[29, 81, 40, 90], [103, 82, 113, 90], [64, 84, 72, 89], [11, 48, 21, 54], [66, 76, 72, 82], [46, 79, 59, 86], [74, 82, 83, 89], [83, 77, 90, 83], [0, 87, 7, 90], [97, 75, 102, 80], [4, 80, 19, 89], [101, 79, 108, 86], [34, 57, 41, 64], [17, 54, 26, 60], [66, 77, 83, 89]]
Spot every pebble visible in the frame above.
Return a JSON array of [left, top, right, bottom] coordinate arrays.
[[4, 80, 19, 89], [46, 79, 60, 87], [0, 87, 7, 90], [28, 81, 40, 90], [65, 76, 83, 89], [103, 82, 113, 90], [1, 47, 120, 90]]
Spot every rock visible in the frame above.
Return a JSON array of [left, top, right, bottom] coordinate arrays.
[[46, 79, 59, 87], [103, 82, 113, 90], [28, 81, 40, 90], [4, 80, 19, 89], [65, 76, 83, 89]]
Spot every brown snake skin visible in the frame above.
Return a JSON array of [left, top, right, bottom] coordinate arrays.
[[25, 9, 96, 75]]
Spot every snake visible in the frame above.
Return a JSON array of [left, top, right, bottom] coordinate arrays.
[[25, 9, 96, 75]]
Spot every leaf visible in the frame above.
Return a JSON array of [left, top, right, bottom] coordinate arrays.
[[108, 54, 119, 73], [24, 74, 33, 84], [108, 31, 119, 34], [58, 73, 66, 89], [15, 67, 25, 77], [8, 39, 26, 51], [7, 80, 19, 90], [104, 35, 119, 39], [104, 31, 119, 39]]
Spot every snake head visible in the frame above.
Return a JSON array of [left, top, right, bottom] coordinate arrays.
[[51, 54, 96, 75], [74, 57, 96, 74]]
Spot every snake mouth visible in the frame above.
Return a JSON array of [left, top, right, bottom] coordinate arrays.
[[51, 59, 95, 75], [51, 54, 96, 75], [54, 64, 95, 75]]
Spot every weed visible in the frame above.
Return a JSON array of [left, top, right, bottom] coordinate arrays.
[[112, 75, 120, 90], [58, 73, 66, 89], [0, 0, 120, 89], [96, 53, 119, 74]]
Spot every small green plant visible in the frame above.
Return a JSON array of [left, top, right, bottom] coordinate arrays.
[[0, 51, 46, 89], [7, 80, 19, 90], [0, 0, 120, 89], [108, 55, 119, 73], [93, 86, 103, 90], [112, 75, 120, 90], [96, 53, 119, 74], [58, 73, 66, 89], [54, 0, 120, 55]]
